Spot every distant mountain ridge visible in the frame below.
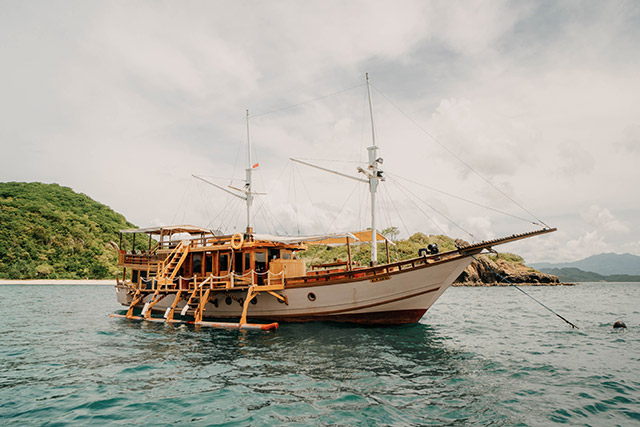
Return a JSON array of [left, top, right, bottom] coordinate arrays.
[[538, 267, 640, 283], [531, 253, 640, 276]]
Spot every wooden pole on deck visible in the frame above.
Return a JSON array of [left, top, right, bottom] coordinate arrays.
[[385, 239, 390, 264], [346, 237, 352, 271]]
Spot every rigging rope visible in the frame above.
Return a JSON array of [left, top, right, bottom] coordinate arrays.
[[250, 83, 365, 119], [170, 179, 193, 225], [371, 84, 550, 229], [291, 164, 300, 235], [195, 180, 212, 227], [294, 162, 328, 235], [381, 184, 411, 240], [389, 176, 476, 240], [470, 254, 579, 329], [324, 179, 361, 232], [250, 160, 291, 235], [386, 171, 541, 226]]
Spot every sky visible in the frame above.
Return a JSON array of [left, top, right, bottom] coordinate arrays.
[[1, 0, 639, 264]]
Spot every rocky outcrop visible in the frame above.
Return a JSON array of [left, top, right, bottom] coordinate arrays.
[[453, 254, 568, 286]]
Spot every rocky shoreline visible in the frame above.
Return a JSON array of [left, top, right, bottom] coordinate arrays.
[[453, 254, 574, 286]]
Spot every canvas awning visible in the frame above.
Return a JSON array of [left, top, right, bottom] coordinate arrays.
[[252, 230, 394, 246], [309, 230, 395, 246], [119, 225, 215, 235], [252, 232, 359, 245]]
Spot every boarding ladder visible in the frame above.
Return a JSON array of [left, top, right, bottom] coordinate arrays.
[[178, 276, 214, 323]]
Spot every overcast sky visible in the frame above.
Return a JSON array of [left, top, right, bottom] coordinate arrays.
[[1, 0, 639, 263]]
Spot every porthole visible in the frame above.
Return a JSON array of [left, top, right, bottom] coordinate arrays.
[[225, 296, 232, 305], [307, 292, 316, 302], [251, 297, 258, 305]]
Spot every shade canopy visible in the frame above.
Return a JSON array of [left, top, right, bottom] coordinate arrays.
[[119, 225, 215, 235], [253, 230, 394, 246]]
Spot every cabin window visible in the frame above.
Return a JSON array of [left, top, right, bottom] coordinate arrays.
[[244, 252, 251, 272], [234, 252, 243, 274], [204, 253, 212, 273], [282, 251, 291, 260], [268, 248, 280, 260], [132, 270, 139, 284], [219, 253, 229, 273], [192, 254, 202, 275]]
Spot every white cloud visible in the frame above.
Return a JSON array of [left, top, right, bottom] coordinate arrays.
[[428, 0, 531, 56], [460, 216, 495, 242], [581, 205, 628, 233], [566, 230, 609, 254], [1, 1, 639, 263]]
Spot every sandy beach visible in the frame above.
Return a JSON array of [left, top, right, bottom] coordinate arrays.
[[0, 280, 115, 285]]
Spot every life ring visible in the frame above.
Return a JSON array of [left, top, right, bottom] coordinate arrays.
[[231, 233, 244, 250]]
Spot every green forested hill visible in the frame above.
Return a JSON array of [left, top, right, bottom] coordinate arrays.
[[0, 182, 141, 279], [300, 231, 464, 267], [0, 182, 549, 283]]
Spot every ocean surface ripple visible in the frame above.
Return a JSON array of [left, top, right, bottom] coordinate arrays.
[[1, 283, 639, 425]]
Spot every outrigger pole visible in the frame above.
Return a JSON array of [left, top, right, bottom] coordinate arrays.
[[291, 73, 384, 266]]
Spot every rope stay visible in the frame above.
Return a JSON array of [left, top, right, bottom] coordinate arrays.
[[250, 160, 291, 235], [381, 184, 411, 241], [470, 254, 579, 329], [293, 162, 328, 235], [324, 179, 362, 233], [250, 83, 366, 119], [388, 175, 476, 240], [370, 83, 550, 229], [385, 171, 542, 227]]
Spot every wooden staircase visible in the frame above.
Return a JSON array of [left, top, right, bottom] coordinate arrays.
[[155, 241, 190, 287]]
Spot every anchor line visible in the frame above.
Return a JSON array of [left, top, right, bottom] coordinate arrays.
[[470, 254, 579, 329]]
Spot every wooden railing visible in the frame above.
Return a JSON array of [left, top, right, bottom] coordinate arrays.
[[118, 250, 160, 267], [286, 250, 464, 286], [122, 270, 286, 293]]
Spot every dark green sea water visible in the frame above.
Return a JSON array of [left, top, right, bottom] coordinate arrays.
[[1, 283, 638, 426]]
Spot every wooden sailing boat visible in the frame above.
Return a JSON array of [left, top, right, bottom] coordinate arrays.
[[113, 75, 555, 329]]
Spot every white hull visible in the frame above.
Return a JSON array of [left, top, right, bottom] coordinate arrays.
[[116, 255, 472, 324]]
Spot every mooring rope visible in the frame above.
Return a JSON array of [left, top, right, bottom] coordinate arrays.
[[470, 254, 579, 329]]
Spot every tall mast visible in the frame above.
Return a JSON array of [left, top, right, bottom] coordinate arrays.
[[245, 110, 253, 233], [290, 74, 384, 265], [366, 73, 382, 266]]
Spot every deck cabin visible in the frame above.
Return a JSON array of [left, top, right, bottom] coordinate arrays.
[[118, 225, 311, 290]]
